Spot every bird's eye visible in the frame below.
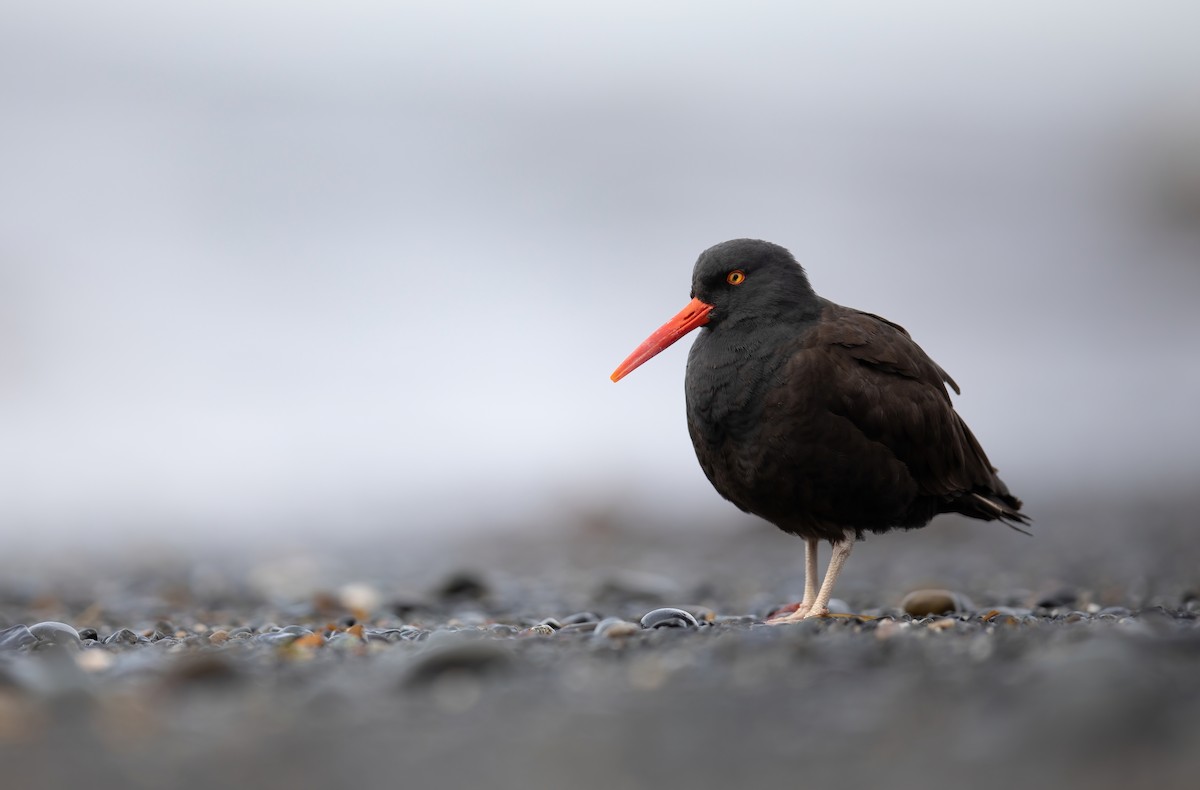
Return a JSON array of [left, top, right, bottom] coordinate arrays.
[[726, 270, 746, 286]]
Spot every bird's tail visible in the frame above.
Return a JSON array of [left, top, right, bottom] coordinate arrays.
[[967, 489, 1032, 535]]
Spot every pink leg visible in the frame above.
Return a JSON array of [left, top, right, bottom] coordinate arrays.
[[767, 539, 854, 623]]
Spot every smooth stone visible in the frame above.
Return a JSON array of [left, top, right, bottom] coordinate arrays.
[[560, 612, 602, 625], [435, 571, 489, 601], [488, 624, 520, 637], [826, 599, 853, 616], [901, 589, 973, 617], [254, 632, 301, 647], [402, 642, 513, 688], [29, 622, 82, 649], [339, 582, 381, 613], [640, 608, 700, 629], [0, 624, 37, 651], [78, 628, 99, 641], [521, 624, 555, 637], [326, 632, 363, 649], [593, 618, 641, 639], [677, 605, 717, 623], [557, 622, 599, 635], [536, 618, 562, 630], [281, 625, 314, 636], [103, 629, 144, 646], [1036, 587, 1079, 609]]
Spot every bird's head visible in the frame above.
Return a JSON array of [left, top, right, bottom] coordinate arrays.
[[611, 239, 817, 382]]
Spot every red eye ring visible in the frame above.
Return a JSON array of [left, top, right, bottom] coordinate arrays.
[[726, 269, 746, 285]]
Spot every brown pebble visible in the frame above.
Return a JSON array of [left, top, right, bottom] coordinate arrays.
[[208, 630, 229, 644], [901, 589, 971, 617], [292, 633, 325, 648]]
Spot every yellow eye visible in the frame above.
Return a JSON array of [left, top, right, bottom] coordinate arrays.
[[726, 269, 746, 285]]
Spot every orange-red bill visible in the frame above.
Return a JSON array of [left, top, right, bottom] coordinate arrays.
[[610, 297, 715, 382]]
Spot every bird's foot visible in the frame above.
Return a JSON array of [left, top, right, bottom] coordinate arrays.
[[764, 602, 825, 624]]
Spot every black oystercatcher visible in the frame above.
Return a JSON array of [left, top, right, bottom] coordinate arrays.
[[611, 239, 1029, 622]]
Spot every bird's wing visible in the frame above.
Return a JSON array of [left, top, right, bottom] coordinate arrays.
[[804, 305, 997, 498]]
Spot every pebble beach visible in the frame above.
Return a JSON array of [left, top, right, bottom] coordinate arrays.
[[2, 494, 1198, 790]]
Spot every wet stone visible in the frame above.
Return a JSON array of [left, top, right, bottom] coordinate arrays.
[[560, 612, 602, 625], [557, 622, 599, 635], [326, 632, 363, 649], [593, 618, 641, 640], [901, 590, 973, 617], [436, 571, 489, 601], [640, 608, 700, 629], [0, 624, 37, 651], [488, 624, 519, 637], [1098, 606, 1132, 618], [29, 622, 82, 649], [281, 625, 313, 636], [104, 628, 144, 646], [78, 628, 99, 642], [390, 596, 435, 618], [1036, 588, 1080, 609], [826, 599, 853, 616], [254, 632, 301, 647]]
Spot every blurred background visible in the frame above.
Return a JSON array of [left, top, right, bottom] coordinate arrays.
[[2, 1, 1198, 553]]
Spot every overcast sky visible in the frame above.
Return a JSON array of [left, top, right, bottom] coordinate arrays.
[[2, 2, 1198, 546]]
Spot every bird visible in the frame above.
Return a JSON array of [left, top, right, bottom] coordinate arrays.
[[610, 239, 1029, 622]]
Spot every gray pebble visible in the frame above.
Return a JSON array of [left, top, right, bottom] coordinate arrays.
[[0, 624, 37, 651], [488, 624, 520, 637], [281, 625, 313, 636], [29, 622, 82, 649], [640, 608, 700, 629], [436, 571, 489, 601], [1036, 587, 1080, 609], [104, 629, 145, 646], [254, 632, 301, 647], [326, 632, 363, 649], [557, 622, 599, 635], [593, 618, 641, 640], [826, 599, 853, 615]]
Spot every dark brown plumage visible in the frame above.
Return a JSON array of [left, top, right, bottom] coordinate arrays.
[[612, 238, 1029, 621]]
